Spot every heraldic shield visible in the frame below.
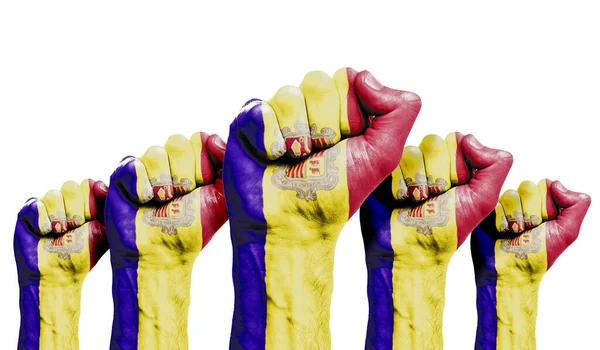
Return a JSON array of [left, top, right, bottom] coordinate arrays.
[[271, 147, 340, 201], [397, 192, 450, 235]]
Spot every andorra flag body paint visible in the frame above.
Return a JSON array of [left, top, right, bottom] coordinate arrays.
[[224, 68, 393, 349], [105, 132, 226, 350], [14, 180, 107, 350], [472, 209, 548, 350]]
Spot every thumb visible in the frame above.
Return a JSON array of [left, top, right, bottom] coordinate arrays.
[[344, 71, 421, 215], [547, 181, 591, 250], [355, 70, 421, 117], [459, 134, 513, 218], [351, 70, 422, 177]]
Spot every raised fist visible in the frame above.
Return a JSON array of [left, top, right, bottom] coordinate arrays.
[[105, 132, 227, 349], [14, 179, 108, 350], [360, 132, 513, 349], [224, 68, 421, 349], [471, 179, 591, 349]]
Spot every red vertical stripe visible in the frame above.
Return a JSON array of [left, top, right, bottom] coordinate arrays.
[[199, 180, 228, 249], [200, 132, 215, 184], [88, 220, 108, 270], [454, 132, 471, 185]]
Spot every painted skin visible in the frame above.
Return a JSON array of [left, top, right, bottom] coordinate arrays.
[[360, 132, 514, 349], [224, 68, 422, 350], [472, 180, 591, 350], [104, 132, 228, 350], [14, 179, 108, 350]]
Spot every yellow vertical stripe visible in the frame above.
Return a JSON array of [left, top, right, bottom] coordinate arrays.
[[390, 190, 457, 349], [445, 133, 459, 185], [494, 225, 546, 350], [333, 68, 350, 136], [263, 145, 348, 350], [190, 132, 205, 185], [38, 225, 91, 350], [538, 180, 550, 220], [136, 189, 203, 350]]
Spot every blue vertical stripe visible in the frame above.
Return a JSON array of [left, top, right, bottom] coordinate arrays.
[[14, 217, 41, 350], [106, 166, 139, 350], [471, 215, 498, 350], [360, 176, 395, 350], [225, 101, 268, 349]]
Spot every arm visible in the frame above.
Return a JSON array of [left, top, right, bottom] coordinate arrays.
[[361, 133, 512, 349], [106, 132, 228, 349], [14, 180, 108, 350], [471, 179, 591, 350]]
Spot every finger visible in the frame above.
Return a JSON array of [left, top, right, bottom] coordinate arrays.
[[538, 178, 558, 221], [499, 189, 525, 233], [60, 180, 86, 228], [165, 134, 196, 195], [300, 70, 341, 149], [333, 67, 367, 137], [232, 99, 286, 161], [140, 146, 174, 202], [41, 189, 68, 234], [445, 132, 471, 185], [391, 165, 409, 201], [113, 156, 154, 203], [459, 134, 513, 216], [517, 180, 543, 228], [269, 85, 312, 158], [400, 146, 428, 202], [493, 202, 509, 233], [190, 131, 218, 186], [206, 134, 226, 170], [92, 180, 108, 222], [419, 134, 451, 195], [19, 198, 52, 235]]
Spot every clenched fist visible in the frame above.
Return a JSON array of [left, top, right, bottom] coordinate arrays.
[[360, 133, 513, 349], [105, 132, 227, 349], [14, 179, 108, 350], [224, 68, 421, 349], [471, 180, 591, 350]]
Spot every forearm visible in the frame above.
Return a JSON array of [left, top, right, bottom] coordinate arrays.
[[113, 260, 192, 349], [19, 280, 84, 350], [476, 280, 540, 350], [264, 237, 336, 350], [389, 263, 448, 350], [231, 230, 337, 350]]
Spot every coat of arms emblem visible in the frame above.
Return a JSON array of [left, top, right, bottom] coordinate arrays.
[[42, 226, 85, 260], [398, 192, 450, 234], [500, 226, 542, 259], [142, 195, 195, 234], [271, 147, 340, 201]]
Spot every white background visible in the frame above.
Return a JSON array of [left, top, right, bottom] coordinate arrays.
[[1, 1, 598, 349]]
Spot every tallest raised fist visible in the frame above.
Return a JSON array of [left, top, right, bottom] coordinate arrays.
[[224, 68, 421, 349]]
